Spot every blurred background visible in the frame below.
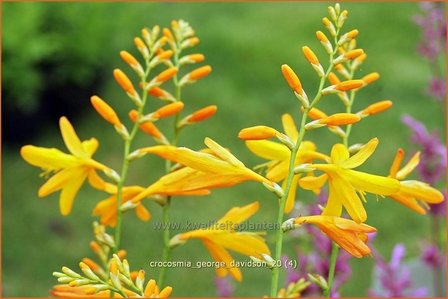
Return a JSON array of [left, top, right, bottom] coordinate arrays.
[[2, 1, 446, 297]]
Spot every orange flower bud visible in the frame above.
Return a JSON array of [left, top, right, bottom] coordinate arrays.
[[141, 28, 151, 40], [322, 17, 331, 26], [362, 72, 380, 84], [302, 46, 320, 65], [82, 258, 100, 272], [281, 64, 302, 94], [129, 110, 163, 139], [148, 86, 166, 98], [316, 31, 329, 43], [307, 107, 328, 120], [188, 65, 212, 81], [319, 113, 361, 125], [134, 37, 147, 51], [153, 102, 184, 119], [362, 100, 393, 115], [117, 249, 127, 260], [183, 37, 200, 47], [130, 271, 139, 281], [336, 80, 364, 91], [328, 72, 341, 85], [346, 29, 359, 39], [355, 53, 367, 62], [238, 126, 279, 140], [157, 50, 174, 60], [345, 49, 364, 59], [163, 28, 175, 41], [120, 51, 139, 68], [90, 96, 121, 126], [185, 53, 205, 63], [187, 105, 218, 122], [90, 241, 101, 254], [113, 69, 135, 93], [171, 20, 179, 30], [109, 259, 118, 275], [155, 67, 178, 83]]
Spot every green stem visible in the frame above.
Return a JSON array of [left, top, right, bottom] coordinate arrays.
[[158, 41, 182, 287], [324, 243, 340, 297], [431, 216, 443, 297]]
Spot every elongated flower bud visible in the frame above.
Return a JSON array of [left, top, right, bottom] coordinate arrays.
[[281, 64, 302, 94], [91, 96, 121, 126], [129, 110, 164, 139], [155, 67, 178, 83], [319, 113, 361, 125], [179, 65, 212, 86], [316, 30, 333, 54], [328, 72, 341, 85], [163, 28, 175, 42], [361, 100, 393, 116], [179, 53, 205, 65], [134, 37, 149, 59], [322, 17, 336, 36], [238, 126, 279, 140], [302, 46, 324, 77], [181, 37, 200, 49], [333, 49, 364, 64], [362, 72, 380, 84], [113, 69, 135, 93], [338, 29, 359, 45], [336, 80, 364, 91], [187, 105, 218, 122], [152, 102, 184, 119], [147, 86, 176, 102]]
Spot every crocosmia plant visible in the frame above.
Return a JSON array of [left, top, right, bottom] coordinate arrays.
[[11, 2, 445, 298]]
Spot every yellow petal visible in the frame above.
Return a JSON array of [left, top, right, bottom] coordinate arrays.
[[321, 181, 343, 217], [284, 175, 300, 214], [202, 239, 242, 281], [266, 160, 289, 182], [38, 168, 81, 197], [217, 201, 259, 228], [333, 217, 376, 233], [400, 180, 444, 203], [340, 138, 378, 169], [87, 170, 117, 193], [396, 152, 420, 180], [59, 169, 87, 215], [282, 113, 298, 140], [245, 140, 290, 161], [212, 232, 271, 258], [389, 193, 427, 215], [344, 169, 401, 195], [204, 137, 245, 167], [331, 143, 349, 164], [330, 176, 366, 223], [135, 204, 151, 221], [81, 138, 99, 157], [21, 145, 79, 170], [299, 174, 328, 190], [59, 117, 87, 158]]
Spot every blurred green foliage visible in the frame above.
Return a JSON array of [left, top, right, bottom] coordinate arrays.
[[2, 1, 445, 297]]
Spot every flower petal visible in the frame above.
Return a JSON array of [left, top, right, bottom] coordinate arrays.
[[217, 202, 259, 228], [135, 204, 151, 221], [299, 174, 328, 190], [204, 137, 245, 167], [202, 239, 242, 281], [339, 138, 378, 169], [284, 175, 300, 214], [400, 180, 444, 203], [282, 113, 298, 140], [212, 232, 271, 258], [331, 143, 349, 164], [344, 169, 401, 195], [396, 152, 420, 180], [38, 167, 81, 197], [59, 169, 87, 215], [21, 145, 79, 170], [245, 140, 290, 161], [329, 176, 367, 223], [81, 138, 99, 157], [321, 180, 343, 217], [59, 117, 87, 158], [389, 193, 427, 215]]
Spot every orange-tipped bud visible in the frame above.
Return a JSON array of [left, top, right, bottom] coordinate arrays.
[[117, 249, 127, 259], [319, 113, 361, 125], [307, 107, 328, 120], [322, 17, 331, 26], [82, 258, 100, 272], [159, 287, 173, 298], [345, 49, 364, 59], [137, 269, 145, 280], [336, 80, 364, 91], [141, 28, 151, 41], [182, 53, 205, 64], [188, 65, 212, 81], [347, 29, 359, 39], [90, 96, 121, 126], [90, 241, 101, 254], [171, 20, 179, 30], [120, 51, 139, 67], [134, 37, 147, 52], [182, 37, 200, 48], [153, 102, 184, 119], [163, 28, 175, 41], [362, 72, 380, 84], [316, 31, 329, 43], [113, 69, 135, 93], [281, 64, 302, 94], [302, 46, 320, 65], [129, 110, 163, 139], [130, 271, 139, 281], [148, 86, 165, 98], [156, 67, 178, 83], [389, 148, 404, 177], [187, 105, 218, 122], [238, 126, 279, 140], [157, 50, 174, 60], [362, 100, 393, 115], [328, 72, 341, 85], [355, 53, 367, 62]]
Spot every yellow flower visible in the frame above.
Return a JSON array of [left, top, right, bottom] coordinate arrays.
[[245, 114, 328, 213], [141, 137, 273, 188], [292, 215, 376, 258], [20, 117, 107, 215], [388, 148, 444, 214], [170, 202, 270, 281], [300, 138, 400, 223]]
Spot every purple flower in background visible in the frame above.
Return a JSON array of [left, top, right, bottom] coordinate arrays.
[[401, 115, 446, 186], [214, 276, 234, 297], [428, 77, 446, 100], [369, 244, 428, 297], [421, 243, 445, 269]]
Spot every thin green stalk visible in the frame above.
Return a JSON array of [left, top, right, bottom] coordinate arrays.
[[431, 216, 443, 297], [158, 42, 182, 287], [270, 48, 338, 297], [115, 58, 153, 251], [324, 243, 340, 297]]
